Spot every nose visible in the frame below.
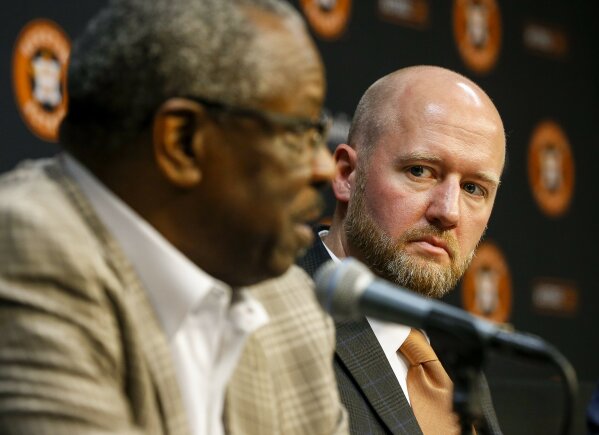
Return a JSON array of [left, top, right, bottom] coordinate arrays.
[[310, 144, 335, 187], [425, 178, 460, 229]]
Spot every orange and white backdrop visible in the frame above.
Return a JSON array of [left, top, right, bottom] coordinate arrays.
[[2, 0, 598, 432]]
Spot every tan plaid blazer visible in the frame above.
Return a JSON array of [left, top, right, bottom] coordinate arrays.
[[0, 158, 348, 435], [0, 159, 189, 434], [225, 266, 349, 435]]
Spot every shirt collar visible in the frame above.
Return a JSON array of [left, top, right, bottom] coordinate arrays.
[[318, 229, 341, 262], [318, 228, 412, 353], [61, 153, 238, 338]]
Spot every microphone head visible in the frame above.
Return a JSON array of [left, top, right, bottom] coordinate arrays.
[[314, 258, 375, 320]]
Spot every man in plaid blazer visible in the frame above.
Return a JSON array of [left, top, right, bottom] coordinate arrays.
[[226, 266, 348, 435], [0, 0, 347, 433], [298, 66, 505, 435]]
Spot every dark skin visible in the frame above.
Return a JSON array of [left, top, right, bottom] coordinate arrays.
[[72, 10, 333, 288]]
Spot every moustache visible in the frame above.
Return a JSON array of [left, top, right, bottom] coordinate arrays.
[[401, 226, 460, 259]]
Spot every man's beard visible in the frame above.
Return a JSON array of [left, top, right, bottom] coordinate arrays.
[[344, 172, 476, 299]]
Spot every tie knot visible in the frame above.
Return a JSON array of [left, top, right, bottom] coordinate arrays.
[[399, 328, 438, 366]]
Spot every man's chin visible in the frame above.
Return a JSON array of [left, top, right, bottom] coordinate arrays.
[[380, 256, 457, 298], [404, 247, 453, 267], [262, 257, 293, 283], [264, 244, 305, 281], [250, 226, 315, 283], [293, 222, 315, 251]]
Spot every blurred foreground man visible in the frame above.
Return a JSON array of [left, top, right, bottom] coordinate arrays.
[[0, 0, 347, 433], [299, 66, 506, 434]]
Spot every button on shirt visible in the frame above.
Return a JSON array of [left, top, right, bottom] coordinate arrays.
[[63, 154, 269, 435], [319, 230, 413, 404]]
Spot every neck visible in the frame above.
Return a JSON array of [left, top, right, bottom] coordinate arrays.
[[70, 139, 181, 243], [322, 207, 350, 259]]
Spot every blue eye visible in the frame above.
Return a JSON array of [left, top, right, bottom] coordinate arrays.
[[463, 182, 485, 197], [409, 166, 425, 177]]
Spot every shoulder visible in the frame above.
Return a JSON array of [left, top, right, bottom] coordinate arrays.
[[0, 159, 132, 396], [0, 158, 93, 245], [230, 267, 345, 435], [247, 265, 334, 347], [249, 265, 318, 316], [0, 158, 114, 303], [253, 264, 313, 293]]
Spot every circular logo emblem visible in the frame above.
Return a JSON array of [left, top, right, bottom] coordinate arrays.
[[12, 19, 70, 142], [300, 0, 352, 40], [461, 241, 511, 323], [453, 0, 501, 74], [528, 120, 575, 218]]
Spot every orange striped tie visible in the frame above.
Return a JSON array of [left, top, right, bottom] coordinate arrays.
[[399, 328, 461, 435]]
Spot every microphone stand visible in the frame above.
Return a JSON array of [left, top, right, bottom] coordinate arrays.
[[426, 310, 578, 435]]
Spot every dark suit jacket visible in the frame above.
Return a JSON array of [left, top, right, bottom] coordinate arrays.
[[588, 382, 599, 434], [298, 229, 503, 435], [298, 234, 421, 435]]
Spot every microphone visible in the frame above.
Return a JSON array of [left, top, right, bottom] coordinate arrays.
[[314, 257, 551, 361], [315, 257, 579, 435]]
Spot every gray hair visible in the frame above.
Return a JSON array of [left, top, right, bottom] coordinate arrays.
[[60, 0, 298, 150]]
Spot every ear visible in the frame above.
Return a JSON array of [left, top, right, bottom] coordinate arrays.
[[331, 143, 357, 204], [153, 98, 208, 189]]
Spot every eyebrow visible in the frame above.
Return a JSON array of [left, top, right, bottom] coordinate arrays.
[[397, 152, 502, 188]]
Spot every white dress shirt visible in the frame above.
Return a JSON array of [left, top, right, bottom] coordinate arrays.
[[62, 153, 269, 435], [319, 230, 413, 404]]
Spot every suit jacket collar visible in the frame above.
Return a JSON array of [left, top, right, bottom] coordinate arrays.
[[298, 230, 421, 435], [46, 160, 189, 434], [61, 153, 238, 339]]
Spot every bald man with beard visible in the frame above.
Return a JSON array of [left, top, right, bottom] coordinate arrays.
[[299, 65, 506, 435]]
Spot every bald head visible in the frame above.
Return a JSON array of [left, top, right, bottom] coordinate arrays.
[[348, 66, 505, 169], [327, 66, 506, 295]]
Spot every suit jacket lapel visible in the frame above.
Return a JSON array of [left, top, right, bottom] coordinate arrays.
[[298, 233, 421, 435], [48, 160, 189, 434], [107, 239, 189, 434], [335, 320, 421, 435], [299, 229, 502, 434]]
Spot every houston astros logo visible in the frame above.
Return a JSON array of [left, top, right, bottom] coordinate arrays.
[[461, 241, 511, 323], [300, 0, 351, 40], [528, 120, 574, 218], [453, 0, 501, 74], [12, 19, 70, 142]]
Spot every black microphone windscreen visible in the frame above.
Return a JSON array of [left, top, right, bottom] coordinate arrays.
[[314, 258, 374, 319]]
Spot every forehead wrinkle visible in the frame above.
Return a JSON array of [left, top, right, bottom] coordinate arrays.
[[418, 119, 505, 167], [423, 114, 505, 142]]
